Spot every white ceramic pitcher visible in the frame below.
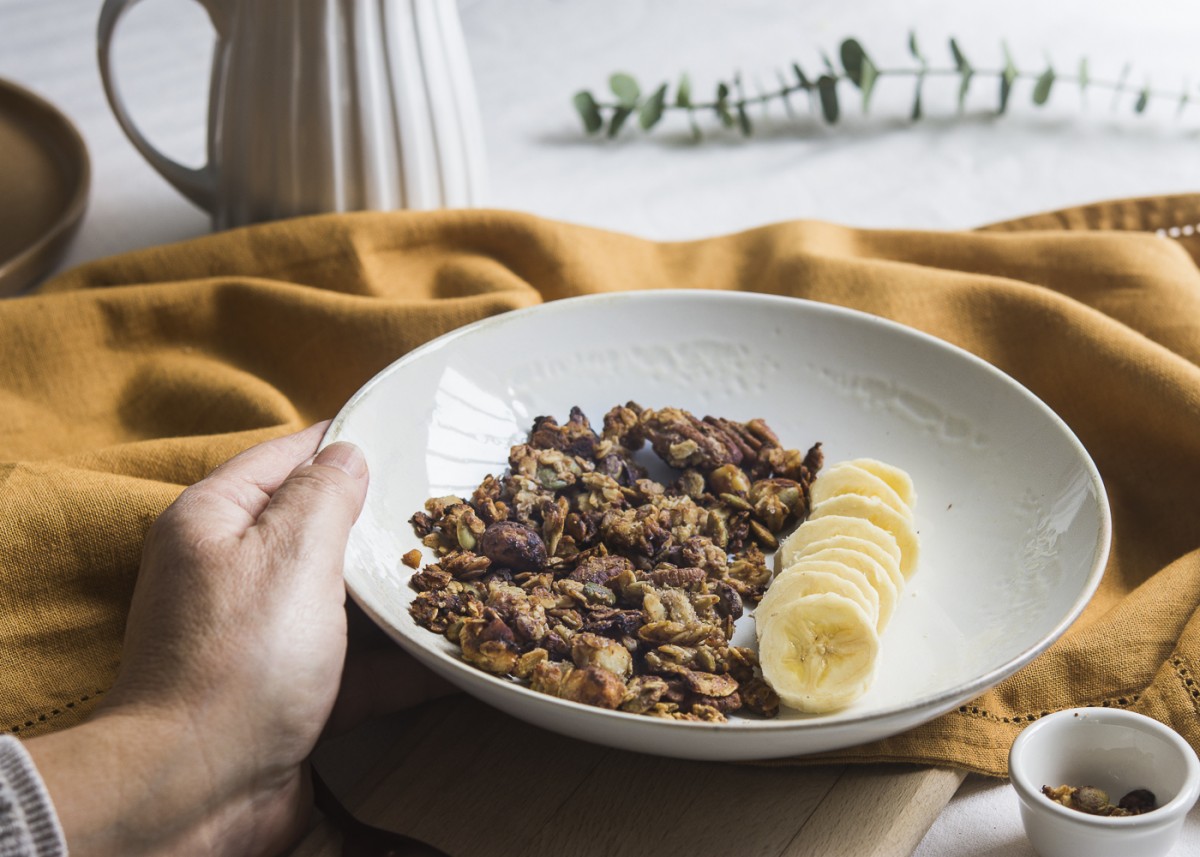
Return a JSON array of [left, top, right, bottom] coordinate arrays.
[[98, 0, 487, 229]]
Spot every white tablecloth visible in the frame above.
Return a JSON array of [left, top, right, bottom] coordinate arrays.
[[3, 1, 1199, 854]]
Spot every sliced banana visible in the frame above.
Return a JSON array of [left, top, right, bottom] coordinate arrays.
[[761, 561, 880, 626], [810, 462, 913, 521], [795, 534, 905, 600], [808, 494, 920, 579], [758, 457, 917, 714], [798, 547, 898, 631], [846, 458, 917, 508], [775, 514, 902, 575], [757, 592, 880, 713]]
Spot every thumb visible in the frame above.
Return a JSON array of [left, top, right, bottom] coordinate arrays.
[[254, 441, 370, 575]]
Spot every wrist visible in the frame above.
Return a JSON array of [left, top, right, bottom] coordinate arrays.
[[25, 704, 308, 857]]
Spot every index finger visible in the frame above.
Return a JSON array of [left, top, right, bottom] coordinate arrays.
[[179, 421, 332, 527]]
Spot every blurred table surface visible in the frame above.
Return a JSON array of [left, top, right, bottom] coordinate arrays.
[[4, 0, 1200, 854]]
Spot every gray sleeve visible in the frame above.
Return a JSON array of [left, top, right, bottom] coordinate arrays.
[[0, 736, 67, 857]]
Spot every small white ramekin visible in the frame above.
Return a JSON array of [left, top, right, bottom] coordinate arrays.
[[1009, 707, 1200, 857]]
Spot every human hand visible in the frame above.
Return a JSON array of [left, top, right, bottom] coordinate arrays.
[[27, 423, 449, 857]]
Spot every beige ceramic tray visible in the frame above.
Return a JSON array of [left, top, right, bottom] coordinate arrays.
[[0, 78, 89, 295]]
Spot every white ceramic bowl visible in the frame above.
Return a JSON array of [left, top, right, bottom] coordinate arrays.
[[1009, 707, 1200, 857], [322, 290, 1111, 760]]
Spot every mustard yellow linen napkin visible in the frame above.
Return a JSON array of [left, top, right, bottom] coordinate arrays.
[[6, 197, 1200, 775]]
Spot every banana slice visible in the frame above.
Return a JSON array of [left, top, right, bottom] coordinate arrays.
[[775, 514, 902, 574], [795, 534, 905, 599], [757, 592, 880, 713], [846, 458, 917, 508], [809, 494, 920, 579], [798, 547, 898, 631], [761, 561, 880, 626], [810, 462, 913, 521], [757, 457, 917, 714]]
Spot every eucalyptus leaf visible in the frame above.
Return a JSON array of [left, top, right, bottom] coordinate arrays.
[[733, 73, 748, 111], [675, 73, 692, 108], [1078, 57, 1090, 100], [607, 106, 632, 137], [908, 31, 924, 63], [950, 38, 973, 112], [715, 82, 735, 127], [1135, 85, 1150, 114], [840, 38, 867, 85], [792, 62, 811, 89], [860, 63, 879, 112], [911, 77, 924, 120], [609, 72, 640, 107], [840, 38, 878, 112], [999, 43, 1018, 115], [957, 69, 974, 112], [817, 74, 839, 123], [1032, 66, 1055, 105], [688, 111, 702, 142], [737, 102, 753, 135], [949, 38, 969, 72], [639, 84, 667, 130], [821, 51, 837, 76], [572, 90, 603, 134]]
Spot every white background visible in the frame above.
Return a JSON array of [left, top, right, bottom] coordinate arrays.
[[3, 1, 1200, 853]]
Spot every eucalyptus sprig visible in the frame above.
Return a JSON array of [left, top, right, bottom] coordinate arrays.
[[572, 34, 1185, 140]]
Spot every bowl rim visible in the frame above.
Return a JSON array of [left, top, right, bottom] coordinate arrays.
[[326, 290, 1114, 737], [1009, 706, 1200, 827], [0, 77, 91, 295]]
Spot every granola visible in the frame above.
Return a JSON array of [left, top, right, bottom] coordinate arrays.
[[405, 404, 822, 721], [1041, 784, 1159, 817]]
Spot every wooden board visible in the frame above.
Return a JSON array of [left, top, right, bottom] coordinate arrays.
[[291, 697, 966, 857]]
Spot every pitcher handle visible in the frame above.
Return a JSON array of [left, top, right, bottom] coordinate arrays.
[[97, 0, 217, 212]]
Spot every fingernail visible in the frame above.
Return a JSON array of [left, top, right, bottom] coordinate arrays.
[[314, 442, 367, 478]]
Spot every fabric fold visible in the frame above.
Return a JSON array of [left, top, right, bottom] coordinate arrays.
[[5, 199, 1200, 774]]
